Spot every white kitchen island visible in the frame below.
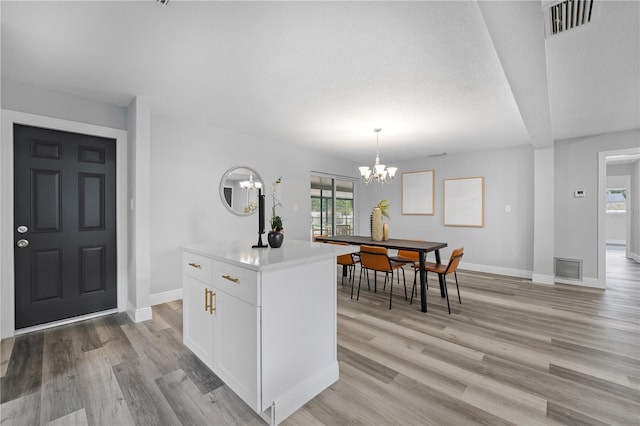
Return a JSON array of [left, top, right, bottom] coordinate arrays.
[[181, 239, 356, 425]]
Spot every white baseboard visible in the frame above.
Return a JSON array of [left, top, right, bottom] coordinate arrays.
[[127, 302, 153, 323], [260, 362, 339, 425], [631, 252, 640, 263], [460, 262, 532, 280], [606, 239, 626, 245], [455, 262, 608, 289], [150, 288, 183, 306], [531, 274, 554, 285], [554, 276, 604, 289]]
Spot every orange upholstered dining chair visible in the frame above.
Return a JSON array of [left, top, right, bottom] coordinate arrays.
[[389, 248, 420, 265], [358, 245, 407, 309], [412, 247, 464, 314], [389, 239, 426, 291], [326, 241, 359, 289]]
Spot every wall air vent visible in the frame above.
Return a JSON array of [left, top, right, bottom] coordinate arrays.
[[554, 257, 583, 281], [545, 0, 594, 38]]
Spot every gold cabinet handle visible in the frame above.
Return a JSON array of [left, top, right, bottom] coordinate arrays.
[[222, 275, 239, 283], [204, 288, 216, 314], [188, 262, 202, 269]]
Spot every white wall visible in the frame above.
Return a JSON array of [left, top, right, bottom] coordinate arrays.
[[149, 116, 357, 296], [2, 79, 127, 130], [533, 147, 555, 284], [555, 129, 640, 280], [126, 97, 152, 321], [357, 145, 535, 277]]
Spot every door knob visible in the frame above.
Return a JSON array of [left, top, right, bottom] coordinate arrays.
[[16, 239, 29, 248], [17, 225, 28, 234]]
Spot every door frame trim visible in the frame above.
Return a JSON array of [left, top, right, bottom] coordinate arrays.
[[598, 147, 640, 288], [1, 110, 128, 338]]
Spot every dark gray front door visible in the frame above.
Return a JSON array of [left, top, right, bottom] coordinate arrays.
[[13, 124, 117, 329]]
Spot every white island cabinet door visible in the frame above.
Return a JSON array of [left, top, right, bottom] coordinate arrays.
[[213, 289, 261, 413], [183, 275, 215, 369]]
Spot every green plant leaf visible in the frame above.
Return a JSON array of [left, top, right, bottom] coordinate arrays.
[[270, 215, 283, 232], [375, 199, 390, 219]]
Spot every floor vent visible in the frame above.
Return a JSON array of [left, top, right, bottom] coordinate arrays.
[[545, 0, 594, 37], [554, 257, 583, 280]]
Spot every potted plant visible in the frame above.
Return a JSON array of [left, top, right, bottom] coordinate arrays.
[[268, 177, 285, 248], [270, 215, 283, 233]]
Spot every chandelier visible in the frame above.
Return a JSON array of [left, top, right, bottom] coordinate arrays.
[[359, 128, 397, 185], [240, 173, 262, 190]]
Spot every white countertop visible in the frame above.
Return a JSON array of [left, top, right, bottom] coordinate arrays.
[[182, 239, 357, 272]]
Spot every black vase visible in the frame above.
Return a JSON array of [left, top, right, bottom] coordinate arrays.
[[268, 231, 284, 248]]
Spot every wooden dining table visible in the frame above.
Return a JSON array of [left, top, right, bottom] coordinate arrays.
[[320, 235, 448, 313]]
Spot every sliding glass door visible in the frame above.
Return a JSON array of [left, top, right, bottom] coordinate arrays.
[[335, 181, 355, 235], [310, 175, 355, 238]]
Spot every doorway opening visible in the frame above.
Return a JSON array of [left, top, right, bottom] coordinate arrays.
[[599, 147, 640, 289]]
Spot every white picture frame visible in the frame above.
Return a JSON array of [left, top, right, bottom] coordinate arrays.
[[444, 176, 484, 227], [402, 170, 435, 215]]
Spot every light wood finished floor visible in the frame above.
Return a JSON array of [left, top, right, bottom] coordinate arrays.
[[2, 248, 639, 425]]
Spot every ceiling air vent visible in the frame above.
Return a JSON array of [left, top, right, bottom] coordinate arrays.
[[545, 0, 594, 37]]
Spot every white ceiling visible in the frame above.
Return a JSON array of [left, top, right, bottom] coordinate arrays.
[[1, 1, 638, 164]]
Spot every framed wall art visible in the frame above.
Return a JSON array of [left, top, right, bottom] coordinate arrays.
[[444, 176, 484, 227], [402, 170, 434, 215]]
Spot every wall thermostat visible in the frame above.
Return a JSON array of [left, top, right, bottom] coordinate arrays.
[[574, 190, 585, 198]]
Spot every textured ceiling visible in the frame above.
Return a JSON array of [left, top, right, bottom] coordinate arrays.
[[1, 1, 638, 164], [545, 0, 640, 141]]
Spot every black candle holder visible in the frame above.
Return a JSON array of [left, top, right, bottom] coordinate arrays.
[[252, 188, 268, 248]]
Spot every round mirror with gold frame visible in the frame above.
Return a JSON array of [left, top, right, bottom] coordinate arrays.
[[219, 166, 264, 216]]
